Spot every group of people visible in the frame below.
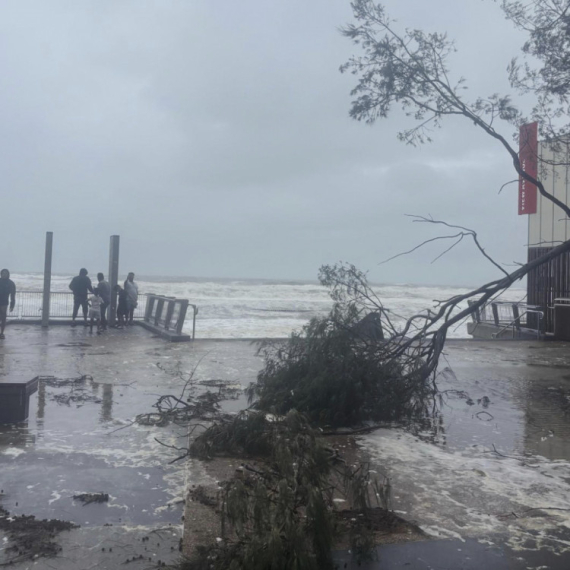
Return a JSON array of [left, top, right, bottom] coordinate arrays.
[[69, 269, 139, 333], [0, 268, 139, 338]]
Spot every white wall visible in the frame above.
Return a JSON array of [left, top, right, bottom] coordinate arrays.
[[528, 141, 570, 247]]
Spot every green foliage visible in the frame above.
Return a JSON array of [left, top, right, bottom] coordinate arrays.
[[501, 0, 570, 141], [185, 411, 364, 570], [183, 264, 424, 569], [246, 264, 432, 428], [340, 0, 524, 146], [189, 411, 274, 459]]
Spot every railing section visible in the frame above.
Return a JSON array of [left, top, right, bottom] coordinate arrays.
[[10, 291, 198, 338], [143, 295, 197, 338], [10, 291, 147, 320], [468, 300, 543, 333]]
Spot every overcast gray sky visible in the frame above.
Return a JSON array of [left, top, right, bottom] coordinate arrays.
[[0, 0, 531, 285]]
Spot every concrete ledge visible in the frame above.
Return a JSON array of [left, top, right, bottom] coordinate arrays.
[[136, 321, 192, 342], [467, 321, 541, 340], [0, 375, 39, 423], [7, 319, 192, 342], [6, 319, 146, 326]]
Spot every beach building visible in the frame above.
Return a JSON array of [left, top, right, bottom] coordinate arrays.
[[469, 123, 570, 339], [523, 123, 570, 337]]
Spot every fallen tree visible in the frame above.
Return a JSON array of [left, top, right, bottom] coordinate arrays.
[[182, 410, 399, 570], [247, 264, 435, 428], [334, 0, 570, 378]]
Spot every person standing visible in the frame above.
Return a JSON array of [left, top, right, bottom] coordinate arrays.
[[69, 268, 94, 327], [88, 288, 103, 334], [96, 273, 111, 330], [124, 272, 139, 325], [0, 269, 16, 339], [114, 284, 128, 328]]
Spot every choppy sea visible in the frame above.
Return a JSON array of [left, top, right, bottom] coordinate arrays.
[[11, 273, 526, 339]]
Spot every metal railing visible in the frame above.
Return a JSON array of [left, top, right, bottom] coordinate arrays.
[[491, 309, 544, 339], [469, 300, 544, 336], [9, 291, 147, 320], [144, 295, 197, 338], [470, 301, 536, 326]]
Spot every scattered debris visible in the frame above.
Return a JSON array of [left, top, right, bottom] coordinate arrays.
[[182, 411, 393, 570], [136, 412, 170, 427], [199, 379, 242, 400], [189, 486, 218, 508], [51, 392, 102, 406], [0, 503, 78, 564], [476, 411, 494, 421], [335, 507, 425, 544], [72, 493, 109, 505], [39, 375, 110, 408], [40, 374, 93, 387]]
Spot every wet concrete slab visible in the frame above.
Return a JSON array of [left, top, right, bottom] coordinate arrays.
[[361, 339, 570, 568], [0, 325, 262, 569], [335, 537, 570, 569], [2, 329, 570, 569]]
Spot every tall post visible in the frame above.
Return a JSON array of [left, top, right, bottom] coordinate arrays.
[[108, 235, 120, 327], [41, 232, 53, 328]]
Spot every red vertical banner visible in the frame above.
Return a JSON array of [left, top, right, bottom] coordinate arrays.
[[518, 122, 538, 215]]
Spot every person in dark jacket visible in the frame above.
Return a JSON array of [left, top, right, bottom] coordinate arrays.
[[114, 284, 128, 328], [69, 268, 94, 326], [97, 273, 111, 330], [0, 269, 16, 339]]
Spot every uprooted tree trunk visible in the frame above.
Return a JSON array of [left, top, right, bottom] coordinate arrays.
[[315, 245, 570, 388]]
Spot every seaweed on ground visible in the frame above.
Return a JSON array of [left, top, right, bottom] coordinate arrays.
[[40, 375, 105, 407], [40, 374, 93, 387], [73, 493, 109, 505], [0, 503, 79, 564]]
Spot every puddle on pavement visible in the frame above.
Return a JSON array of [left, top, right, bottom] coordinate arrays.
[[360, 341, 570, 561], [414, 342, 570, 460], [0, 328, 264, 568], [6, 330, 570, 565]]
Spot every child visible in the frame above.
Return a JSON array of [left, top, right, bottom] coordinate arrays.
[[115, 284, 128, 328], [88, 288, 103, 334]]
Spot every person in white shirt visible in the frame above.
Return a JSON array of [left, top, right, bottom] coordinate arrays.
[[88, 289, 103, 334], [124, 272, 139, 325]]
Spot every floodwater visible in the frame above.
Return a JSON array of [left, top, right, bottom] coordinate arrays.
[[361, 340, 570, 566], [2, 328, 570, 568], [0, 326, 262, 569]]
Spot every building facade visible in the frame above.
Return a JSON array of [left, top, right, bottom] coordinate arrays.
[[524, 123, 570, 333]]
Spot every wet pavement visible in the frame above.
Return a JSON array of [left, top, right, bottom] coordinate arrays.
[[2, 328, 570, 569], [360, 340, 570, 569], [0, 325, 262, 569], [335, 537, 569, 569]]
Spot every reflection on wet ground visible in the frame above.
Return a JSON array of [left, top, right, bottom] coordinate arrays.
[[361, 340, 570, 566], [0, 326, 262, 569], [3, 329, 570, 568], [436, 340, 570, 459]]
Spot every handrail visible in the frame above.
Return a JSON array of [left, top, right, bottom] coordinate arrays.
[[143, 294, 197, 339], [189, 304, 198, 340], [492, 309, 544, 339]]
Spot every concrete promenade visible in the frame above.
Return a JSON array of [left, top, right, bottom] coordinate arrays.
[[1, 327, 570, 568], [0, 325, 262, 569]]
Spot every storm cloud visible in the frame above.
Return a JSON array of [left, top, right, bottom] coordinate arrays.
[[0, 0, 530, 285]]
